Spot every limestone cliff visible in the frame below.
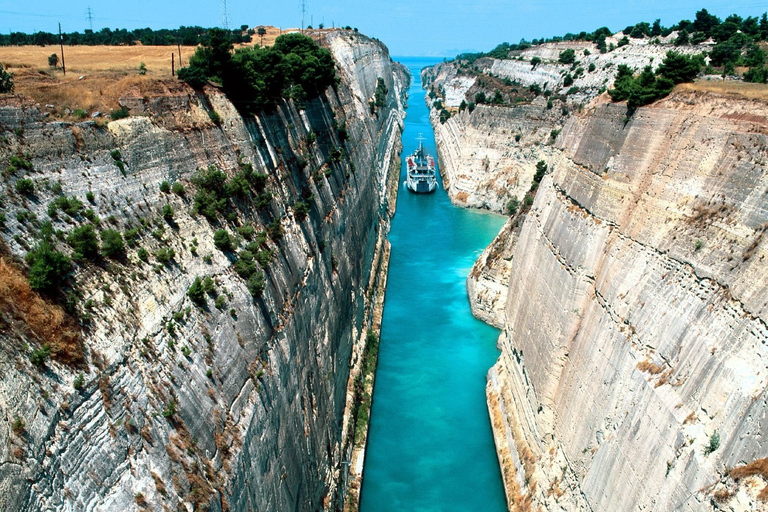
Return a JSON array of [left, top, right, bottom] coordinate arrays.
[[0, 30, 407, 512], [429, 41, 768, 512]]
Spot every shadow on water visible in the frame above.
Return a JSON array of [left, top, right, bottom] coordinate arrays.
[[359, 57, 508, 512]]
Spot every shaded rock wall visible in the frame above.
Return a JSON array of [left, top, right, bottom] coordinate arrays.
[[0, 30, 407, 512]]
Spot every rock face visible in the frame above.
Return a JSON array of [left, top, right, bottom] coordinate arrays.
[[0, 31, 407, 512], [429, 42, 768, 511]]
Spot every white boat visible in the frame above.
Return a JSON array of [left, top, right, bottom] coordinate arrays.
[[405, 135, 437, 194]]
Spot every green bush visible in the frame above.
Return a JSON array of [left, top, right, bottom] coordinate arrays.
[[188, 276, 206, 305], [213, 229, 235, 251], [171, 181, 186, 196], [247, 272, 266, 296], [267, 218, 283, 240], [110, 106, 130, 120], [159, 181, 171, 193], [86, 190, 95, 203], [558, 49, 576, 64], [100, 229, 125, 258], [293, 200, 310, 221], [506, 196, 520, 216], [154, 247, 175, 263], [233, 250, 257, 278], [237, 224, 255, 239], [0, 62, 13, 93], [374, 77, 388, 109], [73, 373, 85, 390], [162, 204, 174, 220], [29, 345, 51, 367], [706, 430, 720, 454], [68, 224, 99, 260], [15, 178, 34, 195], [202, 276, 216, 294], [26, 240, 71, 291], [137, 247, 149, 262]]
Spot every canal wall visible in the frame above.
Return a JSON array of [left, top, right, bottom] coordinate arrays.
[[0, 30, 407, 512], [428, 40, 768, 512]]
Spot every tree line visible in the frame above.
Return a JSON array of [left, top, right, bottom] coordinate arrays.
[[454, 9, 768, 84], [0, 25, 254, 47]]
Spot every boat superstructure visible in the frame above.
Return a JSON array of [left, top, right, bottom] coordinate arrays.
[[405, 135, 437, 194]]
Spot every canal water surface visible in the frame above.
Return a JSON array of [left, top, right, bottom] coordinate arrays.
[[359, 57, 508, 512]]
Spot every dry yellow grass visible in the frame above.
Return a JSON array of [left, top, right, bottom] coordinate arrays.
[[0, 26, 298, 76], [0, 256, 84, 366], [678, 81, 768, 101], [730, 458, 768, 501], [0, 26, 310, 118]]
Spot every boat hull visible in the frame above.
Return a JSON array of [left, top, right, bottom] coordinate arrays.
[[405, 177, 437, 193]]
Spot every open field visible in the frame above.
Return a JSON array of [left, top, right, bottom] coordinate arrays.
[[0, 26, 308, 119], [0, 26, 301, 76]]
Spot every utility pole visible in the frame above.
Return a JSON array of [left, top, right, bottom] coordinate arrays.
[[58, 23, 66, 76], [221, 0, 229, 29], [301, 0, 307, 32], [86, 6, 94, 31], [171, 53, 175, 76]]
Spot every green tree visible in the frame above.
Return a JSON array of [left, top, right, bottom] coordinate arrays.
[[48, 53, 59, 68], [506, 196, 520, 216], [257, 26, 267, 46], [530, 56, 541, 69]]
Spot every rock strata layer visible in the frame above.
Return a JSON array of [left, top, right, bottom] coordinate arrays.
[[429, 42, 768, 512], [0, 30, 407, 512]]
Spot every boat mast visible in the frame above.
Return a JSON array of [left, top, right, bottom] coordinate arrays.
[[416, 133, 426, 162]]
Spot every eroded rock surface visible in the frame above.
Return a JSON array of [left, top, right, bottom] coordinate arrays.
[[429, 40, 768, 512], [0, 31, 407, 512]]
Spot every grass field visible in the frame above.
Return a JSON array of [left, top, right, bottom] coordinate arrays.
[[0, 26, 303, 119], [678, 81, 768, 101]]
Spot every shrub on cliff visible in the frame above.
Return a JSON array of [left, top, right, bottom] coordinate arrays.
[[213, 229, 235, 251], [26, 240, 71, 292], [67, 225, 99, 261], [100, 229, 125, 259], [187, 277, 206, 305], [558, 49, 576, 64], [0, 63, 13, 93]]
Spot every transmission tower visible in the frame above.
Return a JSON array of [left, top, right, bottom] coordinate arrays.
[[86, 6, 94, 31], [301, 0, 306, 31], [221, 0, 230, 29]]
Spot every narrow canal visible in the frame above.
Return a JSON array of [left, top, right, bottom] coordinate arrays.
[[359, 57, 508, 512]]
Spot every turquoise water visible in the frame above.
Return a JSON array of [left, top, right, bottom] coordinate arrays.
[[359, 57, 508, 512]]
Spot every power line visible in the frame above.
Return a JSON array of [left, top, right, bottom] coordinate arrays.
[[86, 6, 94, 31], [221, 0, 229, 29]]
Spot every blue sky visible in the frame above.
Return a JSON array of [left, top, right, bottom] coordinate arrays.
[[1, 1, 765, 56]]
